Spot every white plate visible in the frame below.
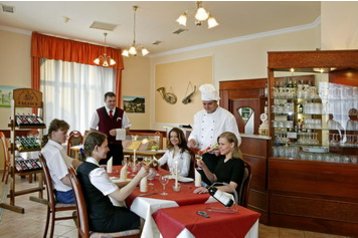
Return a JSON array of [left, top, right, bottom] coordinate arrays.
[[178, 177, 194, 183]]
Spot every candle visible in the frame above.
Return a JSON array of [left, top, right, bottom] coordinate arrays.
[[132, 149, 137, 172], [174, 160, 179, 189]]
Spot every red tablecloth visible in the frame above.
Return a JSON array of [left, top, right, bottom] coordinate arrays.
[[153, 203, 261, 238], [110, 166, 211, 208]]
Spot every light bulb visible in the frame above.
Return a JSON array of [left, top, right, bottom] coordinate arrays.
[[207, 16, 219, 29], [176, 13, 187, 26], [195, 7, 209, 21], [129, 46, 137, 55], [109, 58, 116, 66], [122, 50, 129, 57], [141, 48, 149, 56], [93, 58, 100, 64]]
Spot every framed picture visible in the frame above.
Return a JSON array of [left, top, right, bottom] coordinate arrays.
[[0, 85, 17, 108], [123, 96, 145, 113]]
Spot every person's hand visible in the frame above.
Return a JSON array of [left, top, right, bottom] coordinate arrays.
[[137, 165, 149, 178], [109, 129, 116, 136], [187, 139, 197, 149], [193, 186, 208, 194], [196, 159, 206, 169]]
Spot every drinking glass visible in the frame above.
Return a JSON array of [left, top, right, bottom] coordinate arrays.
[[159, 175, 169, 196]]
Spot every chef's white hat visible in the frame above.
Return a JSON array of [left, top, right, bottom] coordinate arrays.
[[199, 84, 220, 101]]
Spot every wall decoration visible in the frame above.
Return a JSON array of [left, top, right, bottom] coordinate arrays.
[[0, 85, 17, 108], [182, 82, 197, 104], [156, 87, 177, 104], [123, 96, 145, 113]]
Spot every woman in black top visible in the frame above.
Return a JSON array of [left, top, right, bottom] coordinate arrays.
[[194, 131, 244, 195], [77, 131, 149, 232]]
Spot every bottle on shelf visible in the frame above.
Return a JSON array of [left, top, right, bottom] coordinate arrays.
[[207, 185, 234, 207]]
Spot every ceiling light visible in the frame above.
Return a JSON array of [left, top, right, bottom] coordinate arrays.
[[122, 6, 149, 57], [176, 1, 219, 29], [93, 32, 116, 67]]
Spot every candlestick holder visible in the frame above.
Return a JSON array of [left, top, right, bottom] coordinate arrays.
[[172, 184, 181, 192]]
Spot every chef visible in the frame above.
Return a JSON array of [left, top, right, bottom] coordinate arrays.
[[188, 83, 241, 185]]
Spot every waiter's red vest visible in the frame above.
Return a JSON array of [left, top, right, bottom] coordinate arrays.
[[96, 107, 124, 143]]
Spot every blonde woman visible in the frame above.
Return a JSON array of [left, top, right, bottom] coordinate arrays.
[[194, 131, 244, 195]]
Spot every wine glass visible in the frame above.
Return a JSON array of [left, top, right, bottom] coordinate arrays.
[[195, 155, 203, 170], [159, 175, 169, 196]]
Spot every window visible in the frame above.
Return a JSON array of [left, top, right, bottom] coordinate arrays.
[[40, 59, 114, 133]]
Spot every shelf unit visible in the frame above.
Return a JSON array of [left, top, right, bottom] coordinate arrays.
[[0, 88, 46, 213], [267, 50, 358, 237]]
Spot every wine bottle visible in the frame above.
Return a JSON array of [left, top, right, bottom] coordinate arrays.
[[208, 186, 234, 207]]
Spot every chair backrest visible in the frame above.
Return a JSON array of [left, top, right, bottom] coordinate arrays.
[[67, 130, 83, 156], [68, 167, 90, 238], [237, 162, 252, 207], [0, 131, 10, 164], [39, 154, 57, 210]]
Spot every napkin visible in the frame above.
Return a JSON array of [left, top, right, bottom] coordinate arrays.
[[119, 164, 128, 181], [119, 165, 128, 181], [140, 176, 148, 193], [116, 128, 126, 141], [195, 169, 202, 187], [107, 157, 113, 173]]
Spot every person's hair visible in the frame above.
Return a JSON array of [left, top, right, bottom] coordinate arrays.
[[217, 131, 243, 159], [41, 119, 70, 147], [79, 131, 107, 161], [104, 92, 116, 100], [167, 127, 189, 153]]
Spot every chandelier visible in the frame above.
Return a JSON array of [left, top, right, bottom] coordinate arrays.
[[93, 32, 116, 67], [122, 6, 149, 57], [176, 1, 219, 29]]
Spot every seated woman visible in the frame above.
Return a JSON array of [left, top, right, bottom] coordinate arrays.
[[157, 127, 192, 177], [193, 131, 244, 195], [76, 131, 148, 233], [41, 119, 78, 204]]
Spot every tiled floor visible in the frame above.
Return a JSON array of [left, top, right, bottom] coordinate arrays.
[[0, 174, 351, 238]]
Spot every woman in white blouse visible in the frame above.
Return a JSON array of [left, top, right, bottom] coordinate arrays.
[[158, 127, 192, 177]]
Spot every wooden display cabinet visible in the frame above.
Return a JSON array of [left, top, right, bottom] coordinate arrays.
[[267, 50, 358, 237]]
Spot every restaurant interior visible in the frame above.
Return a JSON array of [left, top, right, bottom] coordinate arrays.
[[0, 1, 357, 238]]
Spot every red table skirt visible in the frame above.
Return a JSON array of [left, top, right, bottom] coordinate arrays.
[[153, 203, 260, 238]]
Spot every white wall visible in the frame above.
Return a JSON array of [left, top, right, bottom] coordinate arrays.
[[321, 2, 358, 49]]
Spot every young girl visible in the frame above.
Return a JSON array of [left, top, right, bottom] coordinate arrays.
[[76, 131, 148, 232], [41, 119, 75, 204], [158, 127, 192, 177], [194, 131, 244, 195]]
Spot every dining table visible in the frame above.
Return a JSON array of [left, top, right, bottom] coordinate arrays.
[[109, 166, 260, 238]]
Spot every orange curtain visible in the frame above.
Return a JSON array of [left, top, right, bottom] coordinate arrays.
[[31, 32, 124, 104]]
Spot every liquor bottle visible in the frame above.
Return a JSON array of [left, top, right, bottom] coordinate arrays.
[[31, 114, 39, 124], [27, 113, 34, 124], [16, 115, 22, 126], [15, 136, 24, 151], [208, 186, 234, 207], [37, 116, 44, 124], [21, 114, 29, 124]]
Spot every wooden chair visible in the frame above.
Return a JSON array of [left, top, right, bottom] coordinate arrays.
[[39, 154, 77, 238], [67, 130, 83, 157], [0, 131, 11, 184], [237, 161, 252, 207], [68, 167, 140, 238]]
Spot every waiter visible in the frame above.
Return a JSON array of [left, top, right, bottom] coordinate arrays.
[[89, 92, 131, 165], [188, 84, 241, 184]]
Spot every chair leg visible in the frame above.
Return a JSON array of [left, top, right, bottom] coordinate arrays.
[[43, 207, 50, 238], [49, 210, 55, 238]]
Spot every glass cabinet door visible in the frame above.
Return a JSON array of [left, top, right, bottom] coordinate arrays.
[[268, 50, 358, 164]]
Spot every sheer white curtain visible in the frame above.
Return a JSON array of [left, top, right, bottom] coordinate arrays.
[[40, 59, 114, 134]]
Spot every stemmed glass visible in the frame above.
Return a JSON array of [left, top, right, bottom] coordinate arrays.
[[159, 175, 169, 196], [195, 155, 203, 170], [143, 157, 155, 186]]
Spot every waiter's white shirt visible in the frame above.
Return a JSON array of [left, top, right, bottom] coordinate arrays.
[[188, 106, 241, 150], [158, 149, 192, 177], [89, 106, 132, 130], [86, 157, 122, 206], [41, 139, 72, 192]]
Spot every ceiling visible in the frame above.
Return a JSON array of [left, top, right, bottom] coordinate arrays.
[[0, 1, 321, 56]]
